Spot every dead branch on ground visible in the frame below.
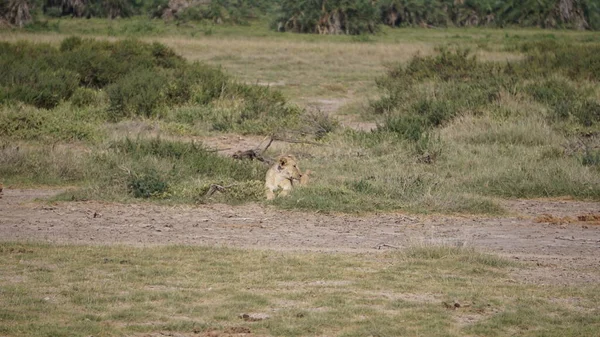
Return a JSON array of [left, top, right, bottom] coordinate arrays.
[[205, 183, 238, 198]]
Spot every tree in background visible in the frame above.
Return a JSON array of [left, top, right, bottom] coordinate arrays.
[[2, 0, 598, 31], [274, 0, 379, 34], [166, 0, 264, 24], [378, 0, 449, 27], [1, 0, 34, 27], [377, 0, 596, 29]]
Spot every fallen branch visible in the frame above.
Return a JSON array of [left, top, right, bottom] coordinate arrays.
[[376, 243, 400, 250], [232, 149, 267, 163], [257, 137, 273, 154], [206, 147, 231, 153], [272, 136, 324, 146], [205, 183, 237, 198], [555, 236, 600, 243]]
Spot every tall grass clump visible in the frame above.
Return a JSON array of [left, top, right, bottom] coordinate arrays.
[[372, 42, 600, 138], [352, 40, 600, 206], [12, 137, 271, 203]]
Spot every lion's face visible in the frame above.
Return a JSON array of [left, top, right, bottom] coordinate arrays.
[[277, 155, 302, 181]]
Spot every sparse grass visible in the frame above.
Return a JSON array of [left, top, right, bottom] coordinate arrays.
[[0, 242, 598, 337]]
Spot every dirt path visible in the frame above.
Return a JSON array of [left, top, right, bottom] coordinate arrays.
[[1, 188, 599, 285]]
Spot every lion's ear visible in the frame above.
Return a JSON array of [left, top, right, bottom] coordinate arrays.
[[279, 157, 288, 166]]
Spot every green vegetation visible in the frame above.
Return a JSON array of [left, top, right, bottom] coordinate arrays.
[[0, 136, 268, 203], [0, 37, 300, 132], [273, 39, 600, 213], [277, 43, 600, 213], [0, 26, 599, 213], [273, 0, 380, 34], [273, 0, 599, 34], [377, 0, 600, 29], [3, 0, 599, 33], [1, 242, 598, 337], [0, 19, 599, 337]]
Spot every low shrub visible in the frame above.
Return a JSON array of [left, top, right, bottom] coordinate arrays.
[[0, 104, 98, 141], [128, 169, 169, 198], [1, 38, 301, 135], [107, 69, 169, 119], [70, 87, 100, 108], [372, 44, 600, 140], [582, 150, 600, 167]]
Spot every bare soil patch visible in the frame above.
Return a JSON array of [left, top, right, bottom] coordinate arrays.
[[1, 188, 599, 285]]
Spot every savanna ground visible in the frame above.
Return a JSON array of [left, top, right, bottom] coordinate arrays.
[[1, 18, 600, 337]]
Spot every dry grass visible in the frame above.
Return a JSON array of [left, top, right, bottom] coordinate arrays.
[[1, 242, 599, 337]]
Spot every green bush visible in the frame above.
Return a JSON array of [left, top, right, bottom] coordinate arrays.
[[519, 42, 600, 81], [372, 45, 600, 139], [582, 150, 600, 167], [107, 69, 169, 119], [70, 87, 99, 108], [526, 79, 600, 125], [274, 0, 380, 34], [1, 64, 79, 109], [380, 115, 426, 141], [1, 38, 300, 134], [0, 107, 45, 140], [0, 104, 99, 141], [128, 169, 169, 198]]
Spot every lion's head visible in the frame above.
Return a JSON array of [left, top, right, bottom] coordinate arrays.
[[276, 155, 302, 181]]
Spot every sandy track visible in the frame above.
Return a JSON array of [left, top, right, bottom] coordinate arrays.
[[1, 188, 599, 284]]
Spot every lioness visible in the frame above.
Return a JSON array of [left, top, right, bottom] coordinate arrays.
[[265, 155, 304, 200]]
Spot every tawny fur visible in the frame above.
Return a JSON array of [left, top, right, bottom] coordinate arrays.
[[265, 155, 303, 200]]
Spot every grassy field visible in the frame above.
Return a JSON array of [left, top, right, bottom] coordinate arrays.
[[1, 17, 599, 214], [1, 17, 600, 337], [1, 242, 599, 337]]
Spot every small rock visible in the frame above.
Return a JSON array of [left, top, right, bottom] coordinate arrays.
[[239, 313, 270, 321]]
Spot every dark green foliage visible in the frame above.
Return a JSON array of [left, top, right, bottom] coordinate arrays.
[[378, 0, 598, 29], [274, 0, 380, 35], [272, 0, 599, 33], [1, 38, 299, 134], [526, 79, 600, 126], [175, 0, 266, 24], [70, 87, 99, 108], [107, 69, 169, 119], [128, 169, 169, 198], [582, 149, 600, 167], [381, 114, 427, 141], [42, 0, 138, 19], [372, 42, 600, 140], [39, 0, 272, 23], [58, 38, 183, 88], [0, 41, 79, 108], [378, 0, 449, 27], [4, 69, 79, 109], [517, 41, 600, 81]]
